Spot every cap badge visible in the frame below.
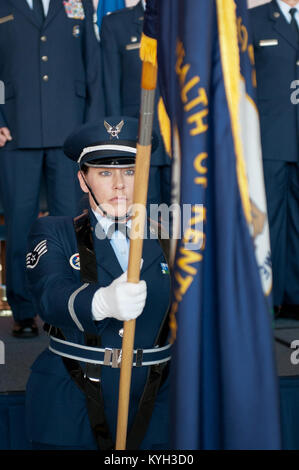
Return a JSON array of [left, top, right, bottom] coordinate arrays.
[[104, 120, 124, 139]]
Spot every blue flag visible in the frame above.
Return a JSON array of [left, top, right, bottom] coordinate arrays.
[[97, 0, 125, 29], [145, 0, 281, 450]]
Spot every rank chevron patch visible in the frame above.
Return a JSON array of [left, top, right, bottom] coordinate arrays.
[[26, 240, 48, 269]]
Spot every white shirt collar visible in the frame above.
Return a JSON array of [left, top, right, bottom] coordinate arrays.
[[92, 209, 131, 235], [26, 0, 51, 16], [141, 0, 146, 11], [276, 0, 299, 23]]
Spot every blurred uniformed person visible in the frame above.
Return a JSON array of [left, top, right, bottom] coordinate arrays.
[[100, 0, 171, 208], [250, 0, 299, 315], [25, 117, 171, 450], [0, 0, 105, 336]]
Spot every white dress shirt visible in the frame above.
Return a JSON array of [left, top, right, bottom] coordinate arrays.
[[26, 0, 51, 16], [277, 0, 299, 27], [92, 209, 131, 272]]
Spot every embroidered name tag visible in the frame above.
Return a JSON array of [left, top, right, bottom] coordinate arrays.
[[0, 15, 14, 24], [259, 39, 278, 47], [26, 240, 47, 269], [125, 43, 141, 51], [63, 0, 85, 20]]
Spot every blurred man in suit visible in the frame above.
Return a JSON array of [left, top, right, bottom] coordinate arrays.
[[0, 0, 105, 336], [100, 0, 171, 209], [250, 0, 299, 315]]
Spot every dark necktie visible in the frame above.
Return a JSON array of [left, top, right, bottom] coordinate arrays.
[[33, 0, 45, 25], [290, 8, 299, 41]]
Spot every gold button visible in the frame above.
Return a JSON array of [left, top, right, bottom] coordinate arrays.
[[41, 56, 48, 62], [297, 60, 299, 66], [40, 35, 47, 42], [42, 75, 49, 82]]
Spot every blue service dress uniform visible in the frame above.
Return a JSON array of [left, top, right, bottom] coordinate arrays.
[[0, 0, 105, 322], [25, 210, 171, 449], [100, 1, 171, 208], [250, 0, 299, 307]]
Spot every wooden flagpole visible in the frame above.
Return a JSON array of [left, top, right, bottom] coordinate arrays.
[[115, 61, 158, 450]]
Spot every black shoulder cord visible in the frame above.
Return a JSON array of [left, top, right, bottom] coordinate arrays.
[[45, 211, 171, 450]]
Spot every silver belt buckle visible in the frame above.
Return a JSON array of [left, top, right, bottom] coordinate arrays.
[[104, 348, 121, 368], [112, 348, 121, 368], [104, 348, 112, 366]]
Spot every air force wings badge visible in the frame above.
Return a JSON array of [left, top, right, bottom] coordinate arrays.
[[104, 120, 124, 139]]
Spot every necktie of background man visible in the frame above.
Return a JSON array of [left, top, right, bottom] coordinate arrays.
[[33, 0, 45, 25], [289, 8, 299, 41]]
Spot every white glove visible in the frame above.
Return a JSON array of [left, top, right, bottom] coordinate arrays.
[[92, 271, 147, 322]]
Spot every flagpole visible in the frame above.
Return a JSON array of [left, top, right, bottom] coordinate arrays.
[[115, 61, 158, 451]]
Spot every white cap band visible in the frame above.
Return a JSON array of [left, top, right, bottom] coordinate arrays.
[[78, 144, 137, 164]]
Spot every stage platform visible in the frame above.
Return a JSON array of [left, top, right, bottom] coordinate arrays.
[[274, 318, 299, 377], [0, 314, 48, 393]]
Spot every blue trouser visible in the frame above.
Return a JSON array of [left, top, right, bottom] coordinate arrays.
[[0, 147, 81, 322], [263, 160, 299, 306]]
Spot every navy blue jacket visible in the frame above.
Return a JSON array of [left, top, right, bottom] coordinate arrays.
[[250, 0, 299, 162], [25, 211, 171, 449], [100, 2, 171, 205], [0, 0, 104, 149], [101, 1, 146, 119]]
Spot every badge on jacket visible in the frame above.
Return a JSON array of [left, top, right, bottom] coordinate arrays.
[[26, 240, 48, 269], [259, 39, 278, 47], [73, 25, 80, 37], [160, 262, 169, 275], [70, 253, 80, 270], [125, 43, 141, 51], [63, 0, 85, 20]]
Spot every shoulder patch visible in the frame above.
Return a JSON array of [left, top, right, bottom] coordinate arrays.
[[26, 240, 48, 269], [69, 253, 80, 270]]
